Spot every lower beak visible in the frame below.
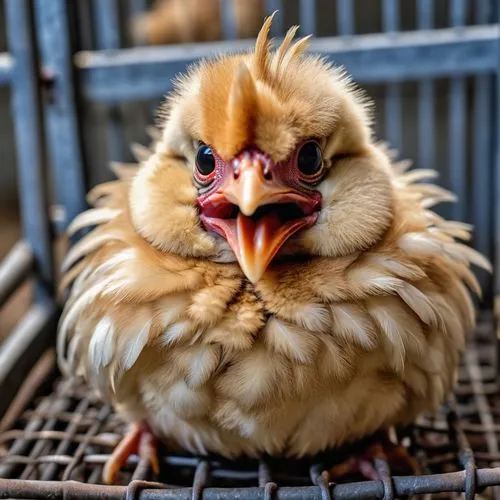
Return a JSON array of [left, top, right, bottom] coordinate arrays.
[[231, 209, 311, 283], [204, 155, 317, 283]]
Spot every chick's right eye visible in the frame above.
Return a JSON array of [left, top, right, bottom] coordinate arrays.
[[196, 144, 215, 177]]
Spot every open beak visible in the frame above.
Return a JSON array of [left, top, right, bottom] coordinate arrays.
[[199, 150, 319, 283]]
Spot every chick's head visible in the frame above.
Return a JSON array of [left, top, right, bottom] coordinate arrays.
[[130, 15, 394, 282]]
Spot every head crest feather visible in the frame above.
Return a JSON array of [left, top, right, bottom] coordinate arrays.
[[253, 13, 311, 83]]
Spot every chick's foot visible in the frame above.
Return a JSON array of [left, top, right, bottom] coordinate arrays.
[[103, 423, 160, 485], [329, 439, 421, 482]]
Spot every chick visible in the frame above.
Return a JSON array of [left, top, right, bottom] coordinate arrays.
[[132, 0, 264, 45], [58, 16, 490, 484]]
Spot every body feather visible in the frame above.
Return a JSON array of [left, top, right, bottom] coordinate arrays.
[[59, 158, 484, 457]]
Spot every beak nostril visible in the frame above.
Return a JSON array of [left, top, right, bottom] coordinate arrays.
[[232, 159, 241, 179], [263, 162, 273, 181]]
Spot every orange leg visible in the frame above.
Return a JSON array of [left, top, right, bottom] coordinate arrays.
[[330, 438, 421, 482], [103, 423, 160, 485]]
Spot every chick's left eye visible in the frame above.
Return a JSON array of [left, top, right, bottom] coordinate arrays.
[[196, 144, 215, 177], [297, 141, 322, 177]]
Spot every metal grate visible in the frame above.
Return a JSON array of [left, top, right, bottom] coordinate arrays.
[[0, 316, 499, 499]]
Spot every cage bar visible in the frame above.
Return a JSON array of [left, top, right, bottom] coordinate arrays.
[[450, 0, 467, 28], [0, 53, 12, 85], [495, 1, 500, 298], [220, 0, 238, 40], [299, 0, 316, 36], [33, 0, 87, 229], [92, 0, 120, 49], [265, 0, 283, 36], [0, 304, 54, 419], [0, 242, 32, 308], [5, 0, 53, 288], [417, 0, 433, 29], [336, 0, 354, 36], [382, 0, 399, 32], [417, 81, 434, 170], [92, 0, 127, 162], [382, 0, 402, 153], [417, 0, 435, 172], [448, 0, 467, 221], [2, 468, 500, 499], [472, 2, 493, 296], [129, 0, 148, 17]]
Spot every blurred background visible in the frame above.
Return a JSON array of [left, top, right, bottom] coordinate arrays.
[[0, 0, 498, 341]]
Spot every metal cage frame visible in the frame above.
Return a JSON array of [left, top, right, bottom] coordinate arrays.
[[0, 0, 499, 498]]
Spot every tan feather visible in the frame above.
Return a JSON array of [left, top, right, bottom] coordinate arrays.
[[88, 316, 115, 370], [398, 169, 438, 185], [110, 162, 139, 180], [264, 317, 319, 364], [270, 25, 299, 74], [67, 208, 121, 237], [130, 142, 152, 162], [86, 181, 119, 206], [253, 12, 275, 80], [445, 242, 492, 272], [62, 230, 122, 272], [397, 283, 441, 328], [391, 158, 412, 175], [398, 232, 443, 258], [278, 35, 312, 75], [146, 125, 162, 142], [329, 303, 376, 349]]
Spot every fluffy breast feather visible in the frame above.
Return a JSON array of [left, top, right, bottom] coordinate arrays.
[[58, 145, 490, 457]]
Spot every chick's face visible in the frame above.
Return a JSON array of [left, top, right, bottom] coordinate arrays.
[[131, 18, 394, 282]]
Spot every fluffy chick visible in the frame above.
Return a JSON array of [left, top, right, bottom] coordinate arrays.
[[132, 0, 264, 45], [59, 16, 490, 483]]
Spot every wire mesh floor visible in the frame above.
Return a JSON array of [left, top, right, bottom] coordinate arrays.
[[0, 316, 500, 499]]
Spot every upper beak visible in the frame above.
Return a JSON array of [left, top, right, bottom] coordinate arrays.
[[211, 152, 316, 283], [223, 154, 282, 217]]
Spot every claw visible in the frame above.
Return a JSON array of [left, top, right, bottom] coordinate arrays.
[[103, 423, 159, 485], [329, 437, 421, 482]]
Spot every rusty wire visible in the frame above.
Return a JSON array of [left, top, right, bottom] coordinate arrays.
[[0, 316, 499, 498]]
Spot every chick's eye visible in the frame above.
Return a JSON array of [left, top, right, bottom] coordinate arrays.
[[297, 141, 323, 177], [196, 144, 215, 177]]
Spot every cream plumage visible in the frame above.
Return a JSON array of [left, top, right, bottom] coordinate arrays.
[[58, 16, 490, 484]]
